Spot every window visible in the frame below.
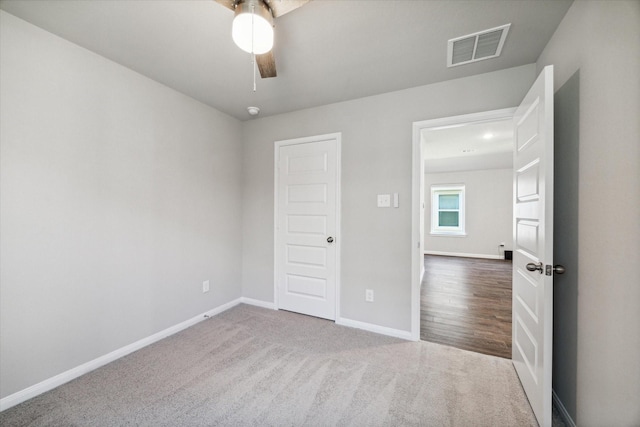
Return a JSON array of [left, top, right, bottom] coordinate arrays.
[[431, 184, 465, 236]]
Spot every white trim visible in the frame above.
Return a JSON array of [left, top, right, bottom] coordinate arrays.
[[424, 250, 503, 260], [552, 390, 576, 427], [336, 317, 415, 341], [412, 108, 517, 345], [411, 124, 423, 342], [335, 138, 342, 321], [410, 122, 426, 341], [239, 297, 276, 310], [273, 132, 342, 321], [0, 298, 243, 412]]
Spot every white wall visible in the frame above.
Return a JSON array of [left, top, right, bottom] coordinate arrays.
[[241, 65, 535, 332], [552, 69, 580, 424], [424, 169, 512, 258], [536, 1, 640, 425], [0, 11, 243, 400]]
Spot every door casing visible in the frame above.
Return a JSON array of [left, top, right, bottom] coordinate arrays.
[[411, 108, 517, 341]]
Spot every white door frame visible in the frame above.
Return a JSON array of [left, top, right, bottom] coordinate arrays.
[[274, 132, 342, 319], [411, 108, 517, 341]]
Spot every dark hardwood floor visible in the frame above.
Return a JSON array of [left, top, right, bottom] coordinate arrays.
[[420, 255, 513, 359]]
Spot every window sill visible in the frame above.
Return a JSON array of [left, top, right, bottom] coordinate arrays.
[[429, 232, 467, 237]]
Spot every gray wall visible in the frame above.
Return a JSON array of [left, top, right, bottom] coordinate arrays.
[[536, 1, 640, 425], [553, 70, 579, 423], [0, 12, 243, 399], [424, 169, 512, 258], [242, 64, 535, 331]]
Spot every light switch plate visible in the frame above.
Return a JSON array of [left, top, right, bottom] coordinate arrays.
[[365, 289, 374, 302], [377, 194, 391, 208]]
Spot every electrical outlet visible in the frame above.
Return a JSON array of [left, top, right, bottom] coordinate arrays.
[[202, 280, 210, 293], [365, 289, 374, 302]]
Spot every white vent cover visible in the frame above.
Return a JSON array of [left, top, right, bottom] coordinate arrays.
[[447, 24, 511, 67]]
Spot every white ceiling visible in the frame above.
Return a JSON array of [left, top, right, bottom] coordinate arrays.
[[0, 0, 572, 121], [422, 119, 513, 173]]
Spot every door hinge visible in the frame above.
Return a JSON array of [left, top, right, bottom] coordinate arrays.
[[546, 264, 552, 276]]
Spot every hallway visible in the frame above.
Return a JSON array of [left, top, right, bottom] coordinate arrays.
[[420, 255, 512, 358]]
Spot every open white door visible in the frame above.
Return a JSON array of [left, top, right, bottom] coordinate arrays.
[[275, 134, 340, 320], [512, 65, 554, 427]]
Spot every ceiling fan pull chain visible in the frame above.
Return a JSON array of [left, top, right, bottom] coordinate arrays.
[[253, 53, 257, 92]]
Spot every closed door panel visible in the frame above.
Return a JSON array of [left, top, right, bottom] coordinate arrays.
[[275, 135, 339, 320]]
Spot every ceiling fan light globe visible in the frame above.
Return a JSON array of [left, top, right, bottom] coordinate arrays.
[[232, 1, 274, 55]]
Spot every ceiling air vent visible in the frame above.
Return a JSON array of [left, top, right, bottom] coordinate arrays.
[[447, 24, 511, 67]]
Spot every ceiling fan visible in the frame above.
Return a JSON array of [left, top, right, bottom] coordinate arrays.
[[215, 0, 311, 78]]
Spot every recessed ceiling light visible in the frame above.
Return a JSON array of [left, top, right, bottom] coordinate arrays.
[[483, 132, 494, 140]]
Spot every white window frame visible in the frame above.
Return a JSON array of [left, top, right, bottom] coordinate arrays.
[[430, 184, 466, 236]]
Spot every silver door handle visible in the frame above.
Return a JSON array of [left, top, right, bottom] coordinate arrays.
[[327, 236, 334, 243], [526, 262, 543, 273]]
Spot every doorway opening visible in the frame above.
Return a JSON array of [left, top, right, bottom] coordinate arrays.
[[412, 67, 556, 427], [411, 108, 516, 358], [421, 254, 513, 358]]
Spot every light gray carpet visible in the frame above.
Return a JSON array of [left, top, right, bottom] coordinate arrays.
[[0, 304, 538, 426]]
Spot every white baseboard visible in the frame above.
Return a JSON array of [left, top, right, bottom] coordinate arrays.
[[240, 300, 413, 341], [424, 250, 503, 260], [239, 297, 276, 310], [336, 317, 415, 341], [0, 298, 243, 412], [552, 389, 576, 427]]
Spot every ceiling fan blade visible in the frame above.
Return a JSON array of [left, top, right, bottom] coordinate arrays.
[[264, 0, 310, 18], [214, 0, 236, 12], [256, 51, 277, 78], [216, 0, 305, 79]]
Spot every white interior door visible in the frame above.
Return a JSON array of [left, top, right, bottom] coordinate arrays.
[[275, 134, 339, 320], [512, 65, 554, 427]]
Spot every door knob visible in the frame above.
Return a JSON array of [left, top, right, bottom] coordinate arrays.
[[526, 262, 544, 273], [327, 236, 334, 243], [552, 265, 566, 274]]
